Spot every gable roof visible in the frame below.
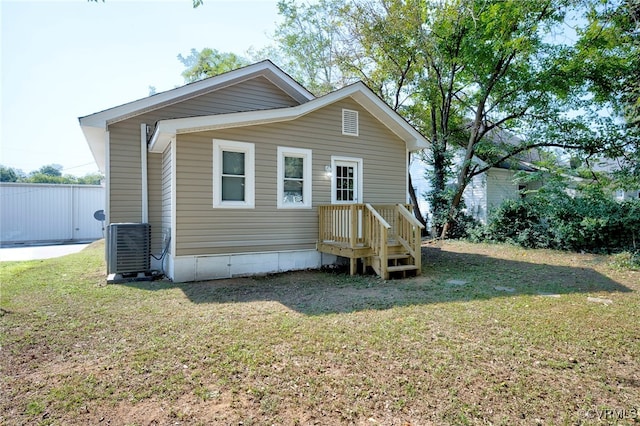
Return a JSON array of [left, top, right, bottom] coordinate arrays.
[[79, 60, 315, 172], [80, 61, 429, 172], [148, 81, 429, 153]]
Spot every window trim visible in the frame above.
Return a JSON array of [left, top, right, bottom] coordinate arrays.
[[213, 139, 255, 209], [277, 146, 313, 209]]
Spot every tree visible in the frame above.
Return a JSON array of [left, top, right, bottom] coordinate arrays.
[[263, 0, 351, 95], [32, 164, 63, 177], [177, 48, 249, 83], [270, 0, 638, 237], [0, 165, 19, 182]]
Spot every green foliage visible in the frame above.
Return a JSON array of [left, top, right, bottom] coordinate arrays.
[[33, 164, 63, 177], [0, 165, 19, 182], [610, 251, 640, 270], [0, 164, 102, 185], [268, 0, 638, 239], [177, 48, 249, 83], [472, 186, 640, 254]]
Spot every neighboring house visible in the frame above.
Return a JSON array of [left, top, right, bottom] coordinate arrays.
[[410, 150, 541, 226], [590, 157, 640, 201], [0, 182, 104, 245], [79, 60, 428, 282]]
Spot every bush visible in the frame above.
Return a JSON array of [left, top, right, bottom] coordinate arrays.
[[473, 188, 640, 253], [610, 251, 640, 270]]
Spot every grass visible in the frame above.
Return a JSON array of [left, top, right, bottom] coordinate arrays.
[[1, 240, 639, 425]]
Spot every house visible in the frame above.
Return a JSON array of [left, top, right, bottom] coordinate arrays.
[[589, 157, 640, 201], [79, 60, 428, 282], [410, 149, 542, 227]]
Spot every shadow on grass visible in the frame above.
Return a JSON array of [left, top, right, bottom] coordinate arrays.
[[120, 246, 633, 315]]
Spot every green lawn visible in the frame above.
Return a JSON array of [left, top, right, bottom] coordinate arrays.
[[1, 240, 638, 425]]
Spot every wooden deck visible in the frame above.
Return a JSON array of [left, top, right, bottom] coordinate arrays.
[[317, 204, 424, 279]]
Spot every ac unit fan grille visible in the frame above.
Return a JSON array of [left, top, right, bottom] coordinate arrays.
[[108, 223, 151, 274]]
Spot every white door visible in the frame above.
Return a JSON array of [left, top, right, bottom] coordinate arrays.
[[331, 158, 363, 240], [332, 158, 362, 204]]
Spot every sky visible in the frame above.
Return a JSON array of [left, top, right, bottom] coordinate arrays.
[[1, 0, 282, 177]]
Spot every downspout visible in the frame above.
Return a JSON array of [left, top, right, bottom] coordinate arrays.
[[141, 123, 149, 223], [104, 130, 111, 272]]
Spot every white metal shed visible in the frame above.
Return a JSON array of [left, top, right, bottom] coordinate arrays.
[[0, 183, 105, 245]]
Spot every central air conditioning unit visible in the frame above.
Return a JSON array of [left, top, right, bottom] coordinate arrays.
[[107, 223, 151, 275]]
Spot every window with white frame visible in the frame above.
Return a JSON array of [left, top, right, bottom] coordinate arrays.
[[277, 147, 312, 208], [213, 139, 255, 208]]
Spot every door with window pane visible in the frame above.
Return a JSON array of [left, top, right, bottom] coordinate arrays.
[[334, 160, 359, 203], [332, 159, 362, 239]]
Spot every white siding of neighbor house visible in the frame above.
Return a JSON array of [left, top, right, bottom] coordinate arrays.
[[0, 183, 104, 244], [463, 173, 488, 223], [486, 168, 522, 209]]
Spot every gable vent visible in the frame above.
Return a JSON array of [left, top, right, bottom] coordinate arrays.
[[342, 109, 359, 136]]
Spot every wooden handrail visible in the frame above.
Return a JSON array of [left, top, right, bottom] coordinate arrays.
[[365, 204, 391, 229], [396, 204, 425, 229], [394, 204, 423, 274], [318, 204, 422, 279]]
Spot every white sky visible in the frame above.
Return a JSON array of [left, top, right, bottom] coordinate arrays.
[[1, 0, 281, 177]]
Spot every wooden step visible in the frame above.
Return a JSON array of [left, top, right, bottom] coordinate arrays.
[[387, 253, 410, 260], [387, 264, 419, 273]]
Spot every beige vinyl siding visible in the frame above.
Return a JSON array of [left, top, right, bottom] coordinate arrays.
[[147, 152, 163, 253], [161, 144, 172, 254], [108, 119, 143, 224], [106, 75, 301, 243], [174, 98, 407, 256]]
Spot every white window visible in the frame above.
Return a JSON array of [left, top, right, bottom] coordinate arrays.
[[342, 109, 359, 136], [615, 189, 625, 200], [277, 147, 312, 209], [213, 139, 255, 208]]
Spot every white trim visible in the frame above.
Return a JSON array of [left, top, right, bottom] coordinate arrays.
[[104, 131, 111, 260], [149, 82, 430, 154], [406, 149, 411, 204], [170, 138, 177, 257], [140, 123, 148, 223], [277, 147, 313, 209], [342, 109, 359, 136], [79, 61, 313, 128], [167, 249, 338, 282], [331, 156, 363, 204], [212, 139, 255, 209]]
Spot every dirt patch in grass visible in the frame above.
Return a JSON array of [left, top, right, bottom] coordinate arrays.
[[2, 240, 639, 425]]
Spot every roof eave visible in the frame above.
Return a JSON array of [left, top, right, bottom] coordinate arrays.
[[148, 83, 430, 153], [78, 61, 315, 127], [80, 124, 107, 173]]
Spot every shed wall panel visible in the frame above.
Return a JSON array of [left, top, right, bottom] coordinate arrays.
[[0, 183, 104, 244]]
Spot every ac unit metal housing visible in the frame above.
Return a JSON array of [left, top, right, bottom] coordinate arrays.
[[107, 223, 151, 274]]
